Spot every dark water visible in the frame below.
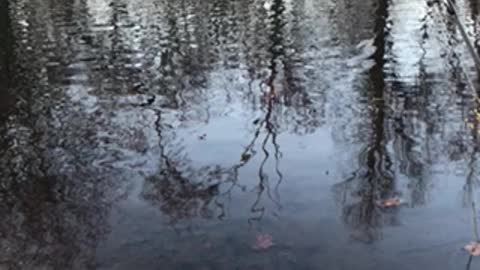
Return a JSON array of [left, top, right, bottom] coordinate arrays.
[[1, 0, 480, 269]]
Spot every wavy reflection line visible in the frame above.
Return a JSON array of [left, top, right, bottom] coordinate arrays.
[[148, 90, 285, 225], [467, 0, 480, 63], [248, 134, 270, 224], [246, 89, 284, 224], [332, 0, 400, 244], [149, 109, 220, 225], [244, 0, 287, 225], [462, 18, 480, 264]]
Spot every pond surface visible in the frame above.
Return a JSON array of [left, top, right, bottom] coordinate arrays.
[[1, 0, 480, 269]]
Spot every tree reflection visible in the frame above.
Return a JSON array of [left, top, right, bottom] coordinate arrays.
[[2, 0, 327, 247], [140, 0, 326, 225], [332, 0, 480, 243], [392, 8, 431, 208], [333, 0, 399, 243], [463, 97, 480, 269], [468, 0, 480, 62], [5, 0, 480, 268], [246, 0, 286, 223], [240, 0, 324, 135], [142, 110, 224, 224], [0, 0, 14, 120], [0, 1, 130, 269], [142, 100, 283, 225]]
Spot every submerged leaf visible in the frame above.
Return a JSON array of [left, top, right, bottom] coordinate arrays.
[[464, 242, 480, 256], [252, 234, 274, 250]]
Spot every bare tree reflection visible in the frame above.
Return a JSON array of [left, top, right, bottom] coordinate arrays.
[[142, 111, 223, 224], [0, 0, 14, 120], [392, 9, 432, 208], [468, 0, 480, 63], [463, 98, 480, 269], [142, 98, 283, 225], [0, 1, 134, 269], [332, 0, 399, 243], [462, 2, 480, 268], [6, 0, 480, 269], [240, 0, 325, 135], [246, 0, 287, 224], [140, 0, 327, 226]]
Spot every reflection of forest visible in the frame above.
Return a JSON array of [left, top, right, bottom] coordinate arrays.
[[0, 0, 331, 267], [2, 0, 480, 268], [332, 0, 395, 243], [0, 0, 13, 119], [332, 0, 480, 243]]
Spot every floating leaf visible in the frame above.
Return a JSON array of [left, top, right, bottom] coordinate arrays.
[[252, 234, 274, 250], [464, 242, 480, 256]]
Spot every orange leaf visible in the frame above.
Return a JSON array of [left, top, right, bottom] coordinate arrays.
[[464, 242, 480, 256]]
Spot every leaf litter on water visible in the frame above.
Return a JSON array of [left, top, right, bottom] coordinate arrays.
[[252, 233, 274, 250], [464, 242, 480, 256]]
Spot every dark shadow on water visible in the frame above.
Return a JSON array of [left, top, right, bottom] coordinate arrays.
[[0, 0, 15, 120]]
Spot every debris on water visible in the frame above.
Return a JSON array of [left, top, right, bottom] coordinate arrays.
[[199, 134, 207, 140], [252, 234, 274, 250], [376, 197, 402, 208], [464, 242, 480, 256]]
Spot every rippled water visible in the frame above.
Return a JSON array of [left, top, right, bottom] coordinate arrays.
[[1, 0, 480, 269]]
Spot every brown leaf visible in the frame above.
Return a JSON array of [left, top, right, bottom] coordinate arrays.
[[464, 242, 480, 256], [252, 234, 274, 250]]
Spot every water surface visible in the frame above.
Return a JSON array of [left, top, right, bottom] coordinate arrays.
[[1, 0, 480, 269]]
